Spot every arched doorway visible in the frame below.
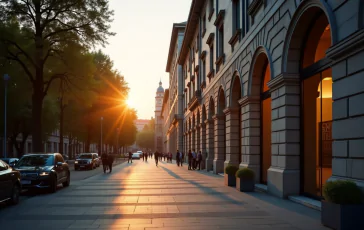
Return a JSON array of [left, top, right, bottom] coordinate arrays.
[[214, 87, 226, 173], [286, 6, 333, 198], [250, 51, 272, 184], [230, 74, 242, 164]]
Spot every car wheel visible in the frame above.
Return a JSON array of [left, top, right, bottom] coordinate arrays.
[[62, 172, 70, 187], [49, 176, 57, 193], [7, 184, 20, 205]]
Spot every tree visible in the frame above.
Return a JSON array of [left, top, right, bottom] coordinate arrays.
[[136, 118, 155, 150], [0, 0, 114, 151]]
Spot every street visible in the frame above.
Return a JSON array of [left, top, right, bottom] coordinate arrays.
[[0, 160, 328, 230]]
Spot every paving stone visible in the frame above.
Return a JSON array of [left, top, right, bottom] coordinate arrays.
[[0, 161, 328, 230]]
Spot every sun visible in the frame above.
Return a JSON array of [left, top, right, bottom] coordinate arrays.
[[126, 98, 134, 107]]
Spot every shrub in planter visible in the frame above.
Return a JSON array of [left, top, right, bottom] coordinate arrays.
[[321, 180, 364, 230], [224, 165, 238, 187], [235, 168, 255, 192]]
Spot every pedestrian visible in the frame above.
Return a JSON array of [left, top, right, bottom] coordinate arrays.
[[145, 152, 148, 162], [192, 149, 197, 170], [188, 149, 192, 170], [176, 150, 180, 166], [196, 150, 202, 170], [142, 152, 145, 161], [128, 151, 133, 163], [108, 153, 114, 173], [101, 152, 108, 173], [169, 152, 172, 163], [154, 151, 159, 166]]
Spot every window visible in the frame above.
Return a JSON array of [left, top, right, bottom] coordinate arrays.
[[202, 14, 207, 36], [218, 26, 224, 57], [232, 0, 240, 33], [242, 0, 250, 37], [209, 0, 214, 20], [210, 45, 214, 73], [202, 59, 206, 84]]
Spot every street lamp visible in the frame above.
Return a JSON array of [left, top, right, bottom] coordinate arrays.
[[100, 117, 103, 154], [116, 128, 120, 155], [3, 74, 10, 158]]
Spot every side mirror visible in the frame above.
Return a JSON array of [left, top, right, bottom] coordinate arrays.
[[56, 162, 63, 166]]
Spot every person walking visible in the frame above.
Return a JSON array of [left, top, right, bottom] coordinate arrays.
[[196, 150, 202, 170], [154, 151, 159, 166], [128, 151, 133, 163], [188, 150, 192, 170], [101, 152, 108, 173], [108, 153, 114, 173], [142, 152, 145, 161], [176, 150, 180, 166], [192, 149, 197, 170], [145, 152, 148, 162]]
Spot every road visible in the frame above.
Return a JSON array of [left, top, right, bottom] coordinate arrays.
[[0, 159, 328, 230]]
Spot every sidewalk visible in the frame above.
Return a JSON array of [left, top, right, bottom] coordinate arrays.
[[0, 159, 328, 230]]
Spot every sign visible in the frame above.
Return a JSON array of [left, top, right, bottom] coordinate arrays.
[[321, 121, 332, 168]]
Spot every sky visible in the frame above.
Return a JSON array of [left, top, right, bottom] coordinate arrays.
[[101, 0, 191, 119]]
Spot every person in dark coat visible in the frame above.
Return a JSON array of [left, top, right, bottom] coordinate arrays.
[[154, 151, 159, 166], [108, 153, 114, 173], [188, 150, 192, 170], [128, 152, 133, 163], [101, 152, 108, 173]]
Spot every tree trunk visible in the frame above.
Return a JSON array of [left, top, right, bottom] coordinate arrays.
[[59, 100, 64, 155], [32, 80, 44, 152], [17, 133, 29, 158]]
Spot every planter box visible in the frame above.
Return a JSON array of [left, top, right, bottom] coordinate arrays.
[[321, 200, 364, 230], [224, 174, 236, 187], [236, 177, 254, 192]]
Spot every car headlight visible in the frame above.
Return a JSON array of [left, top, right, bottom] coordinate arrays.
[[39, 171, 50, 176], [75, 161, 78, 164]]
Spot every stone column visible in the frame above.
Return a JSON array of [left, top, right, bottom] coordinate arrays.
[[196, 125, 201, 151], [239, 96, 261, 182], [224, 107, 241, 168], [213, 114, 225, 174], [205, 119, 214, 171], [267, 74, 300, 198], [200, 122, 206, 169], [177, 120, 184, 153], [192, 128, 196, 151]]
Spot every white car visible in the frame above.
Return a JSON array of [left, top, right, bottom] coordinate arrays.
[[132, 153, 141, 159]]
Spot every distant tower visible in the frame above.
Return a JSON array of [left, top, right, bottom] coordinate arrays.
[[154, 80, 164, 152]]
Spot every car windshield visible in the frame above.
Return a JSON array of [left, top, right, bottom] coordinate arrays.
[[17, 155, 54, 167], [79, 154, 92, 159]]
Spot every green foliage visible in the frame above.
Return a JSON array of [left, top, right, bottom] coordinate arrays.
[[323, 180, 363, 205], [236, 168, 255, 180], [225, 165, 239, 175], [136, 131, 155, 150]]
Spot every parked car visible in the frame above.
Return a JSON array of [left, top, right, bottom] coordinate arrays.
[[0, 160, 21, 205], [132, 152, 141, 159], [92, 153, 100, 167], [74, 153, 96, 170], [14, 153, 70, 193], [1, 158, 19, 167]]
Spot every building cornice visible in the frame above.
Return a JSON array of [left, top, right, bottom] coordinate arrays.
[[166, 22, 187, 72], [177, 0, 207, 65]]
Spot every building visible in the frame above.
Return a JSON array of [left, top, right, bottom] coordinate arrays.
[[162, 22, 187, 157], [160, 89, 169, 153], [154, 80, 165, 152], [135, 119, 151, 132], [162, 0, 364, 199]]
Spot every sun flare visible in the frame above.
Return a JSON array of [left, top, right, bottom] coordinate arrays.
[[126, 98, 134, 107]]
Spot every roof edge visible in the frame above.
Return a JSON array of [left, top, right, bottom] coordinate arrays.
[[166, 22, 187, 72]]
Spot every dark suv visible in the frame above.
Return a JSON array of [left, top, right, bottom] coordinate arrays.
[[74, 153, 96, 170], [14, 153, 70, 193], [0, 160, 21, 205]]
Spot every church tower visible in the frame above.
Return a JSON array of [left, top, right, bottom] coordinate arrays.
[[154, 80, 164, 152]]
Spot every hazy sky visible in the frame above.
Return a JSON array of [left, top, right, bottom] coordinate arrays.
[[101, 0, 191, 119]]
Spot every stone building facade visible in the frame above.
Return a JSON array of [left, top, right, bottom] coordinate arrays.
[[165, 0, 364, 199], [154, 81, 165, 152], [162, 22, 187, 157]]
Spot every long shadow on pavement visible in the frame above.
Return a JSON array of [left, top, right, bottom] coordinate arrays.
[[159, 165, 244, 206]]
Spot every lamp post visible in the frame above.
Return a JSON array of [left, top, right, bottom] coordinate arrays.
[[3, 74, 10, 158], [100, 117, 103, 154], [116, 128, 120, 155]]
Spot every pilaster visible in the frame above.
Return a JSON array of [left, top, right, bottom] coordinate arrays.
[[223, 107, 241, 168], [213, 114, 225, 174], [205, 119, 214, 171]]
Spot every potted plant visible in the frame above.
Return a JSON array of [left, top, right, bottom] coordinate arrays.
[[224, 165, 238, 187], [235, 168, 255, 192], [322, 180, 364, 230]]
